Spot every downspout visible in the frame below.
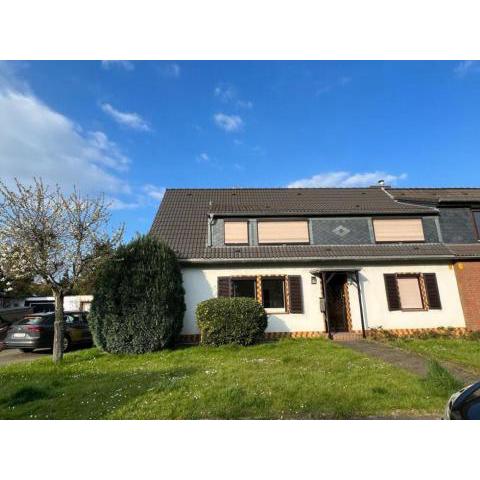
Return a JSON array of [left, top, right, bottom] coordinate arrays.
[[355, 271, 367, 339], [321, 272, 333, 340]]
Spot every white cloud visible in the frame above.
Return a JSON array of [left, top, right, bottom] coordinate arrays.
[[101, 103, 151, 131], [454, 60, 479, 77], [213, 113, 244, 132], [159, 63, 181, 78], [287, 171, 407, 188], [214, 83, 236, 102], [101, 60, 134, 71], [214, 83, 253, 109], [196, 152, 210, 163], [142, 184, 165, 201], [0, 89, 131, 195]]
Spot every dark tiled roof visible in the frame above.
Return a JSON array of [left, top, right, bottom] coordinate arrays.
[[150, 188, 438, 261], [390, 188, 480, 204], [447, 243, 480, 258], [182, 243, 455, 262]]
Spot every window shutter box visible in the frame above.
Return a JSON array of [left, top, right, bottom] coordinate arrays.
[[424, 273, 442, 309], [217, 277, 231, 297], [288, 276, 304, 313], [384, 274, 401, 311]]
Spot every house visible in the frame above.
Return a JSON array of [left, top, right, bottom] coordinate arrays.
[[150, 185, 480, 340]]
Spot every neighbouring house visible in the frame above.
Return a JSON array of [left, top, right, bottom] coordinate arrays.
[[23, 295, 93, 313], [149, 185, 480, 340]]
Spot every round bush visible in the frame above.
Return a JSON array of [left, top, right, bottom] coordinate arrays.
[[196, 297, 267, 346], [88, 236, 185, 354]]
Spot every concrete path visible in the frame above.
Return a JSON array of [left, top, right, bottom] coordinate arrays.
[[337, 339, 479, 386], [0, 348, 50, 367]]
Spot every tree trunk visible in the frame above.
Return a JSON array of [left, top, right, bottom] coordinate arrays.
[[52, 290, 65, 363]]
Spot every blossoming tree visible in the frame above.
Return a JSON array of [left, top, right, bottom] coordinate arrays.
[[0, 178, 122, 362]]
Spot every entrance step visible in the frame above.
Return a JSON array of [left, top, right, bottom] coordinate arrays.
[[331, 332, 364, 341]]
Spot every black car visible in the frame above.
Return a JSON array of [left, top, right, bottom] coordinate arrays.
[[445, 381, 480, 419], [4, 311, 92, 352]]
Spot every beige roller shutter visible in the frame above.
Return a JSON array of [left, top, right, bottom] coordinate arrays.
[[224, 221, 249, 244], [397, 276, 423, 309], [258, 220, 309, 243], [373, 218, 425, 242]]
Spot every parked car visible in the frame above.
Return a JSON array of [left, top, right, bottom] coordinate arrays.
[[0, 315, 11, 342], [4, 311, 92, 353], [445, 381, 480, 420]]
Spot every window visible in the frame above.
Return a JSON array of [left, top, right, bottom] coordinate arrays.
[[373, 218, 425, 242], [217, 275, 304, 314], [384, 273, 441, 312], [473, 210, 480, 239], [231, 278, 256, 298], [397, 276, 424, 310], [224, 221, 249, 244], [257, 220, 309, 244], [261, 278, 285, 309]]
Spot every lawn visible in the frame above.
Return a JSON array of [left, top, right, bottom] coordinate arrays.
[[0, 338, 457, 419], [387, 337, 480, 374]]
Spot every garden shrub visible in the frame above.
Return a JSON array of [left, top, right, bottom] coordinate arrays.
[[196, 297, 267, 346], [88, 235, 185, 354]]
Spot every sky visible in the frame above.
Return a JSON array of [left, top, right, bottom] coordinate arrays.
[[1, 60, 480, 239]]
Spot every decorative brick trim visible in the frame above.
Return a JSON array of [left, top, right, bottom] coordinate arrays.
[[178, 334, 201, 344], [343, 280, 352, 331], [178, 327, 468, 344], [366, 327, 467, 337], [264, 331, 326, 340]]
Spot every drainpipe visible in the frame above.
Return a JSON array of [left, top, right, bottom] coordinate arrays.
[[355, 271, 367, 339]]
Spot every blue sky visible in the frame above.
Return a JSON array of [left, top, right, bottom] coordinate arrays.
[[1, 60, 480, 239]]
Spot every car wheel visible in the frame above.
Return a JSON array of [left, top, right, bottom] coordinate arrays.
[[63, 335, 71, 353], [20, 348, 34, 353]]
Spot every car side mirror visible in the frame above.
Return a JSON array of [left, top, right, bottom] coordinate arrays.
[[446, 381, 480, 420]]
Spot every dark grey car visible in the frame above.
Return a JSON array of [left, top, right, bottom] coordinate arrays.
[[4, 312, 92, 352]]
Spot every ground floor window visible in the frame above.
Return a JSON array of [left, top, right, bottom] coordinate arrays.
[[384, 272, 441, 311], [231, 278, 256, 298], [261, 278, 285, 309], [217, 274, 303, 314], [397, 275, 424, 310]]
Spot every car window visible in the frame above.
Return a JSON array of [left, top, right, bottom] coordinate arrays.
[[18, 316, 54, 325], [64, 315, 75, 324]]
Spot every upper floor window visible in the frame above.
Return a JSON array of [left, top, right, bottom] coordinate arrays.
[[224, 221, 249, 244], [473, 210, 480, 239], [257, 220, 309, 244], [373, 218, 425, 243]]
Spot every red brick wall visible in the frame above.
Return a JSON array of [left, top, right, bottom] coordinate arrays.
[[454, 261, 480, 331]]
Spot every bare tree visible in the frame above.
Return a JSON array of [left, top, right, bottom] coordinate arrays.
[[0, 178, 123, 362]]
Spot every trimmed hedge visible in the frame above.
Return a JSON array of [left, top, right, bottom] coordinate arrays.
[[196, 297, 267, 346], [88, 235, 185, 354]]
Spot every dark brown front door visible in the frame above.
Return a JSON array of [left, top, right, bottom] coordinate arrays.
[[326, 273, 349, 332]]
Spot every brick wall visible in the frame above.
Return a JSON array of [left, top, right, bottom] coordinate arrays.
[[454, 261, 480, 330]]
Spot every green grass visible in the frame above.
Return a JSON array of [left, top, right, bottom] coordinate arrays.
[[387, 338, 480, 373], [0, 339, 456, 419]]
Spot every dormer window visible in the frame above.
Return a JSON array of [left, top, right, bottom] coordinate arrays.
[[224, 221, 249, 244], [257, 220, 310, 244], [473, 210, 480, 239], [373, 218, 425, 243]]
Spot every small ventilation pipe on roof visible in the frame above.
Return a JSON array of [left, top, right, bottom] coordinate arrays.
[[369, 179, 391, 189]]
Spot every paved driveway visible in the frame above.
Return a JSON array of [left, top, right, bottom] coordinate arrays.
[[0, 348, 50, 366]]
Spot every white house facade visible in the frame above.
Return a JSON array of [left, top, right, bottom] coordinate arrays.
[[150, 186, 480, 340]]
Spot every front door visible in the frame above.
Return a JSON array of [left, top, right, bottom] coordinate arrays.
[[325, 273, 350, 333]]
